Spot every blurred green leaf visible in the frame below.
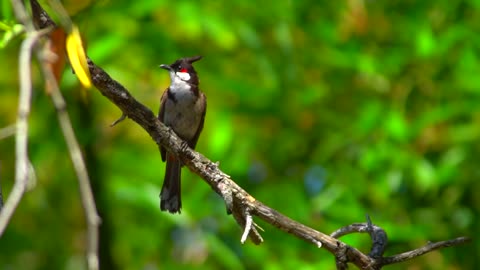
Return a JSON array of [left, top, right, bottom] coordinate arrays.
[[413, 158, 436, 192], [208, 112, 233, 158], [416, 25, 435, 57], [384, 110, 408, 141], [176, 1, 202, 38], [203, 14, 236, 50]]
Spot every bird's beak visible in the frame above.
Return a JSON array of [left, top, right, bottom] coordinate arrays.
[[159, 64, 172, 71]]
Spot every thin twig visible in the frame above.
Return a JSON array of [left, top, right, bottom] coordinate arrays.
[[0, 137, 39, 193], [110, 113, 127, 127], [330, 217, 388, 259], [252, 200, 376, 269], [229, 188, 263, 244], [0, 124, 17, 140], [365, 215, 387, 259], [381, 237, 471, 265], [11, 0, 34, 29], [37, 31, 101, 270], [0, 28, 48, 235], [240, 209, 253, 244], [7, 1, 101, 268], [0, 163, 3, 211]]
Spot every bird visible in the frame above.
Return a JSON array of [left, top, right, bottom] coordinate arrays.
[[158, 56, 207, 213]]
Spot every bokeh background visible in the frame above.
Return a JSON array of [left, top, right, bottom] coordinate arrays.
[[1, 0, 479, 269]]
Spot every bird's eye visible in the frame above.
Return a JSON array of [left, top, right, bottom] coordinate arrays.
[[179, 68, 188, 73]]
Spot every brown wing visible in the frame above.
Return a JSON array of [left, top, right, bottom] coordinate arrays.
[[158, 89, 169, 162], [188, 92, 207, 149]]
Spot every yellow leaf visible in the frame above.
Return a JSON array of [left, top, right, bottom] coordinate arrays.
[[66, 25, 91, 88]]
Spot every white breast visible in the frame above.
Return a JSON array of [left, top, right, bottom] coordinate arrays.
[[163, 79, 203, 140]]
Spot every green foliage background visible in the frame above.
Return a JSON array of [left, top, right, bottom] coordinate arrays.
[[1, 0, 479, 269]]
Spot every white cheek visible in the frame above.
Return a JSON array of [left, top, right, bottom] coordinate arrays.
[[176, 72, 191, 81]]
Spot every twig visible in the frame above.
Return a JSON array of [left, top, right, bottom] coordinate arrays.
[[240, 209, 253, 244], [252, 200, 375, 268], [365, 215, 387, 259], [110, 113, 127, 127], [0, 124, 19, 212], [0, 28, 48, 235], [5, 1, 101, 269], [11, 0, 34, 29], [29, 1, 101, 267], [0, 163, 3, 210], [0, 124, 17, 140], [381, 237, 471, 265], [230, 189, 263, 245], [330, 216, 388, 259], [37, 44, 101, 270]]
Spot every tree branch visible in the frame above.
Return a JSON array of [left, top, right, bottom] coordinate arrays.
[[0, 27, 48, 236], [36, 39, 101, 270], [0, 124, 17, 140], [0, 124, 17, 211], [24, 1, 471, 269], [381, 237, 471, 266], [331, 215, 388, 259], [0, 163, 3, 211], [0, 1, 101, 269]]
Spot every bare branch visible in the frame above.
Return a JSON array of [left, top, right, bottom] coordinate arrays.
[[381, 237, 471, 266], [110, 113, 127, 127], [240, 209, 253, 244], [0, 124, 38, 213], [365, 216, 387, 259], [0, 164, 3, 211], [37, 42, 101, 270], [0, 124, 20, 209], [11, 0, 34, 29], [0, 124, 17, 140], [252, 200, 378, 269], [231, 189, 263, 245], [0, 1, 101, 269], [331, 216, 388, 259], [0, 28, 49, 235]]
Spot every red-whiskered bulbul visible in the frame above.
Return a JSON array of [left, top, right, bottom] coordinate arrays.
[[158, 56, 206, 214]]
